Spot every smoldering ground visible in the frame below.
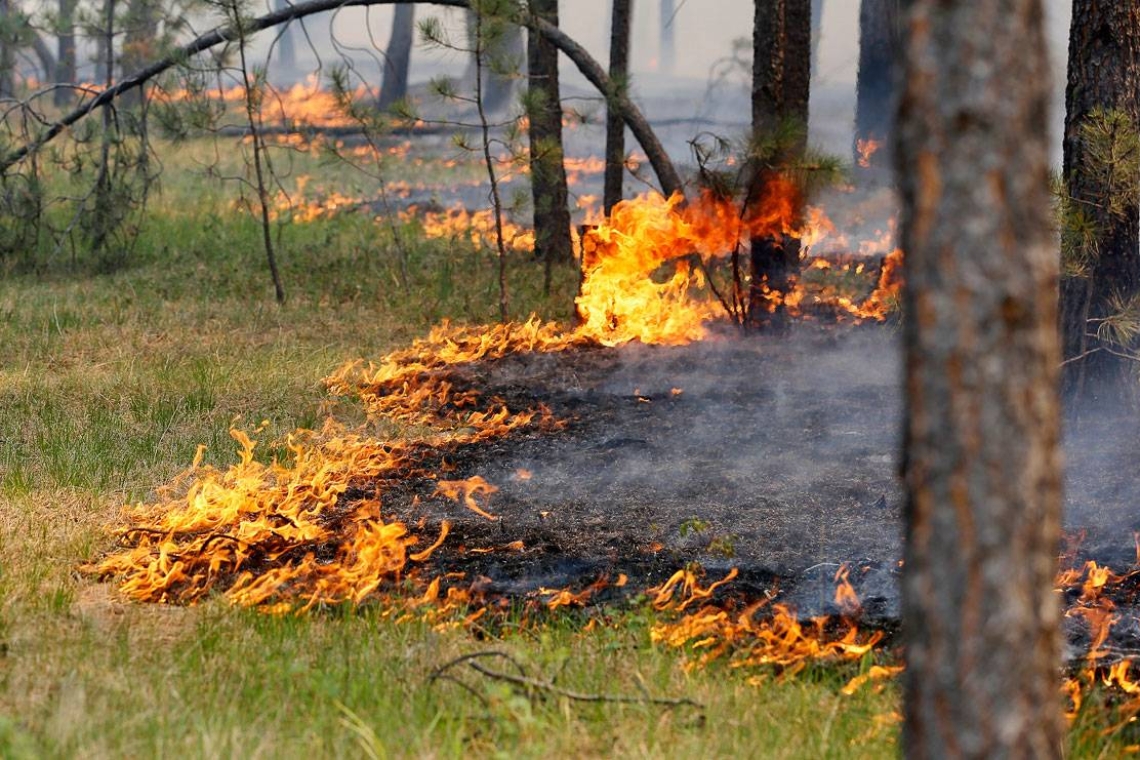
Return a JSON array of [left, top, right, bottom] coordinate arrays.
[[376, 322, 1140, 643]]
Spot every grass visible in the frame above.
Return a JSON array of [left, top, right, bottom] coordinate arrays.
[[0, 134, 1131, 758]]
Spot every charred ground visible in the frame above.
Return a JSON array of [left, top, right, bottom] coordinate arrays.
[[381, 326, 904, 620], [373, 323, 1140, 658]]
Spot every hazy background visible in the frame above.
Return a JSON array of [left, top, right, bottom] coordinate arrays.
[[260, 0, 1075, 163]]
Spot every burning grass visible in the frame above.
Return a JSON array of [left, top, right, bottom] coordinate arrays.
[[88, 186, 906, 615], [3, 178, 1140, 757]]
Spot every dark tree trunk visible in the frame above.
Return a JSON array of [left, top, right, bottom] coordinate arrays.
[[810, 0, 823, 77], [659, 0, 674, 75], [1059, 1, 1140, 398], [526, 0, 572, 294], [604, 0, 632, 214], [467, 7, 524, 114], [0, 0, 14, 98], [121, 0, 159, 106], [55, 0, 77, 106], [379, 4, 414, 109], [273, 0, 297, 81], [747, 0, 811, 327], [853, 0, 898, 180], [896, 0, 1064, 756], [29, 30, 56, 84]]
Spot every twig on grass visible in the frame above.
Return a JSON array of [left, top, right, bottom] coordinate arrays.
[[429, 650, 703, 710]]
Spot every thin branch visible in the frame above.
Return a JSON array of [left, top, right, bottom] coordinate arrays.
[[431, 650, 703, 710]]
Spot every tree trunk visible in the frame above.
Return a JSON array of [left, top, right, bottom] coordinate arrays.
[[55, 0, 77, 106], [896, 0, 1064, 756], [29, 30, 56, 84], [604, 0, 632, 214], [853, 0, 898, 180], [378, 4, 414, 109], [121, 0, 159, 106], [1059, 1, 1140, 398], [0, 0, 14, 98], [659, 0, 674, 74], [273, 0, 297, 81], [810, 0, 823, 77], [467, 6, 524, 114], [747, 0, 811, 327], [526, 0, 572, 294]]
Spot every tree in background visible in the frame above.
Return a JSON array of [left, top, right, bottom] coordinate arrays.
[[121, 0, 159, 107], [604, 0, 632, 214], [464, 4, 524, 114], [659, 0, 674, 75], [896, 0, 1063, 755], [810, 0, 823, 76], [54, 0, 77, 105], [1059, 2, 1140, 398], [853, 0, 898, 180], [0, 0, 15, 98], [526, 0, 571, 293], [748, 0, 811, 327], [379, 4, 414, 110], [272, 0, 297, 80]]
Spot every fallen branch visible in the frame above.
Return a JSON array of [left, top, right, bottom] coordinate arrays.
[[0, 0, 683, 198], [430, 650, 703, 710]]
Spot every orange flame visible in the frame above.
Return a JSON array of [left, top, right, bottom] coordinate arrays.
[[434, 476, 499, 520], [856, 138, 882, 169]]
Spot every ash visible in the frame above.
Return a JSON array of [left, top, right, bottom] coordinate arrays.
[[386, 324, 1140, 632]]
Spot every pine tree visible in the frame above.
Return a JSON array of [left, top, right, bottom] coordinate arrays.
[[896, 0, 1064, 754], [1059, 1, 1140, 397]]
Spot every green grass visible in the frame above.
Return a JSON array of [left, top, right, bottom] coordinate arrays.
[[0, 135, 1130, 758]]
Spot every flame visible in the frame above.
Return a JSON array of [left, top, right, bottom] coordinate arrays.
[[575, 184, 802, 346], [833, 565, 862, 616], [649, 567, 885, 677], [434, 476, 499, 520], [856, 138, 882, 169], [402, 205, 536, 254], [154, 74, 393, 131]]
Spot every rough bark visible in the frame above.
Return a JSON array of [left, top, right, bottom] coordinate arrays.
[[0, 0, 684, 200], [526, 0, 571, 293], [659, 0, 674, 74], [55, 0, 77, 106], [748, 0, 811, 327], [604, 0, 632, 214], [853, 0, 898, 180], [379, 4, 415, 109], [896, 0, 1064, 756], [1059, 1, 1140, 397]]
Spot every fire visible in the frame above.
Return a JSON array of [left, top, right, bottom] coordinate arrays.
[[402, 205, 536, 254], [648, 568, 885, 677], [856, 138, 882, 169], [434, 476, 499, 520], [90, 179, 907, 613], [154, 74, 389, 131], [576, 182, 808, 346]]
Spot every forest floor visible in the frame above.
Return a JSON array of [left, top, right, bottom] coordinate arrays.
[[0, 133, 1133, 758]]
